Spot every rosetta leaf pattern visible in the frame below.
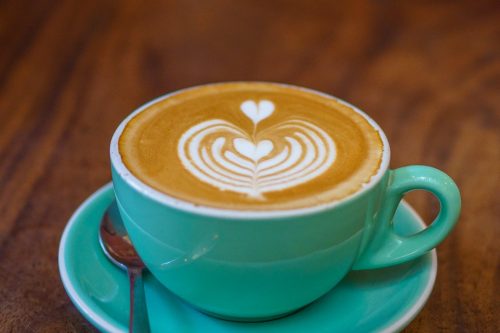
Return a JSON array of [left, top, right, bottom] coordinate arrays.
[[177, 100, 336, 198]]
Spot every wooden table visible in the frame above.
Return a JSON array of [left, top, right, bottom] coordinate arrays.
[[0, 0, 498, 331]]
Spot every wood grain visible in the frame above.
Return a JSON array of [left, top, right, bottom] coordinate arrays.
[[0, 0, 498, 331]]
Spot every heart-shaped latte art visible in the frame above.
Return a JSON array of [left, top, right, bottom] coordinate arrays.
[[178, 100, 336, 199], [233, 138, 273, 162], [240, 100, 274, 125]]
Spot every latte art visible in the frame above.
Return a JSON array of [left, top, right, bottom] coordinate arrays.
[[178, 100, 336, 198], [118, 82, 384, 210]]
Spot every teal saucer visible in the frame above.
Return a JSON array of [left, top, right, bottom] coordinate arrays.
[[59, 184, 437, 333]]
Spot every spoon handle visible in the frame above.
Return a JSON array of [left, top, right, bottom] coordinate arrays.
[[128, 267, 150, 333]]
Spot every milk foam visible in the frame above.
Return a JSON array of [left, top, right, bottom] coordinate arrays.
[[178, 100, 336, 198]]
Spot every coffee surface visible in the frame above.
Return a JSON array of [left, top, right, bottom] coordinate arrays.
[[119, 83, 383, 210]]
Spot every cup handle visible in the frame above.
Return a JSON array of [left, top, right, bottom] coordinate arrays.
[[353, 165, 461, 270]]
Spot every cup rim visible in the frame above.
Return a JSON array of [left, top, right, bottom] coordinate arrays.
[[110, 81, 391, 219]]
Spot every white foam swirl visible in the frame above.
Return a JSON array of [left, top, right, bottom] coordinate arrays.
[[178, 100, 336, 199]]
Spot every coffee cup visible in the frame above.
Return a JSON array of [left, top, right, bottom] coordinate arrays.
[[110, 82, 460, 321]]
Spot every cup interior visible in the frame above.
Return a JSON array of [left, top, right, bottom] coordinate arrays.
[[110, 82, 391, 219]]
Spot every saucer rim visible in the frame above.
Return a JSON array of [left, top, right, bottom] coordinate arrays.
[[58, 182, 437, 333]]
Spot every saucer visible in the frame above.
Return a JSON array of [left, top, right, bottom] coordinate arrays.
[[59, 183, 437, 333]]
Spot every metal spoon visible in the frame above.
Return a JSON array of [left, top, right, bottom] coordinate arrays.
[[99, 199, 150, 333]]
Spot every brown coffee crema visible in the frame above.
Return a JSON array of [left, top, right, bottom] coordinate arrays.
[[119, 83, 384, 210]]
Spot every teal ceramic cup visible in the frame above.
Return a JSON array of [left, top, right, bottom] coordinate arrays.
[[110, 85, 461, 321]]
